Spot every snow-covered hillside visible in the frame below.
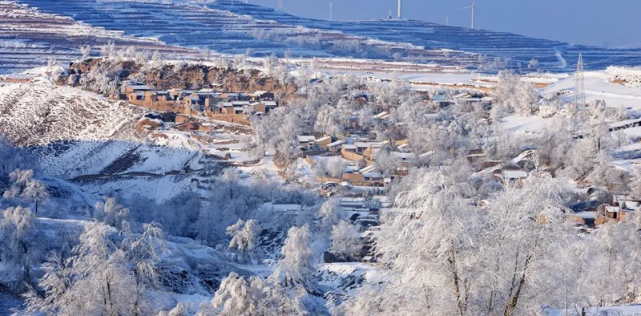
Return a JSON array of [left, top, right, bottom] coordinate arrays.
[[0, 81, 202, 202], [0, 81, 143, 147], [0, 1, 196, 73], [13, 0, 641, 72]]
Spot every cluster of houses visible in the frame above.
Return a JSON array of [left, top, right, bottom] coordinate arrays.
[[116, 82, 277, 125], [297, 133, 427, 190], [568, 193, 641, 227], [291, 91, 496, 191]]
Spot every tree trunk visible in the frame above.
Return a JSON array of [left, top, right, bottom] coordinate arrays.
[[448, 251, 465, 316], [504, 253, 533, 316]]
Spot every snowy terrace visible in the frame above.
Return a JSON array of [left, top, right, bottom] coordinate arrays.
[[13, 0, 641, 72]]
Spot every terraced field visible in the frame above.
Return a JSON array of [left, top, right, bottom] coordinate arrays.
[[0, 1, 195, 73], [12, 0, 478, 69], [8, 0, 641, 72]]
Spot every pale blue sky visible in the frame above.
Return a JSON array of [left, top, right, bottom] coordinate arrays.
[[249, 0, 641, 47]]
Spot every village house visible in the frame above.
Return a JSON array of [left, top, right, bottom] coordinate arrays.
[[430, 94, 455, 109], [327, 140, 346, 154], [122, 83, 150, 95], [297, 135, 317, 149], [249, 91, 275, 102], [251, 100, 277, 114], [596, 204, 631, 225], [121, 83, 278, 125], [315, 136, 332, 149], [391, 152, 413, 176], [493, 166, 528, 185]]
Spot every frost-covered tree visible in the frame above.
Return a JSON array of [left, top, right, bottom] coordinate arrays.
[[151, 50, 162, 67], [94, 197, 131, 229], [341, 172, 573, 316], [630, 167, 641, 199], [0, 206, 38, 284], [122, 222, 167, 315], [269, 225, 316, 287], [314, 105, 342, 136], [157, 302, 191, 316], [374, 150, 401, 177], [330, 221, 361, 261], [0, 139, 38, 178], [80, 45, 92, 59], [492, 70, 538, 117], [23, 252, 72, 315], [155, 191, 202, 238], [203, 272, 307, 316], [227, 219, 262, 264], [264, 53, 279, 77], [100, 41, 116, 58], [25, 223, 136, 315], [534, 116, 575, 171], [318, 198, 343, 233], [514, 80, 537, 115], [3, 169, 48, 214]]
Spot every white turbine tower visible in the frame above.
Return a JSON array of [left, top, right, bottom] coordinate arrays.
[[277, 0, 283, 11], [397, 0, 402, 19], [329, 2, 333, 21], [462, 0, 478, 29]]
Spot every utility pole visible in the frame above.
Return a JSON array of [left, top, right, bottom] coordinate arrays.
[[574, 53, 586, 107]]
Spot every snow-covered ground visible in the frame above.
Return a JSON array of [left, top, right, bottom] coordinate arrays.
[[546, 305, 641, 316], [545, 69, 641, 110]]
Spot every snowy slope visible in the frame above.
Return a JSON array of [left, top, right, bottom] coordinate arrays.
[[544, 69, 641, 110], [0, 81, 143, 147], [14, 0, 641, 72], [0, 81, 209, 203], [0, 1, 195, 73]]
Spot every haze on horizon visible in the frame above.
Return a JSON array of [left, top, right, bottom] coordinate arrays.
[[249, 0, 641, 48]]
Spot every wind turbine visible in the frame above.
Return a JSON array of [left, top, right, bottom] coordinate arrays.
[[462, 0, 479, 29]]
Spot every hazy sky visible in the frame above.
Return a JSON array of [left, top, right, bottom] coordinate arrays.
[[248, 0, 640, 48]]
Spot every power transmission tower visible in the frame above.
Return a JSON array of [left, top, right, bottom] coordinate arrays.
[[277, 0, 283, 11], [574, 53, 585, 107]]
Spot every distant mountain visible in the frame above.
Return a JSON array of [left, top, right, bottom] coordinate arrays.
[[11, 0, 641, 72]]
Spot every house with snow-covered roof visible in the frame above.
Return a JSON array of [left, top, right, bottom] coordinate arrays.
[[493, 166, 528, 185], [249, 91, 275, 101]]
